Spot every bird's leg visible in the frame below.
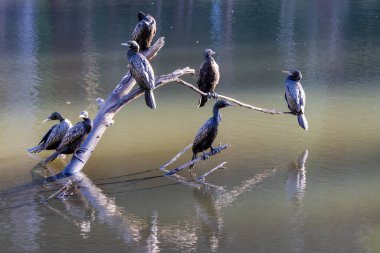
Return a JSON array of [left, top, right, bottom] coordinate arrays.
[[202, 150, 209, 160], [210, 91, 218, 99], [189, 153, 197, 180], [210, 146, 220, 155]]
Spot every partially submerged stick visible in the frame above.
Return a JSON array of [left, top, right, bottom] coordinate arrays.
[[196, 162, 227, 182], [164, 144, 230, 176], [159, 143, 192, 171]]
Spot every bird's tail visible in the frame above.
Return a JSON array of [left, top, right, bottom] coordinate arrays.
[[27, 143, 44, 153], [145, 90, 156, 109], [198, 95, 208, 108], [189, 153, 197, 170], [42, 151, 60, 164], [298, 114, 309, 130]]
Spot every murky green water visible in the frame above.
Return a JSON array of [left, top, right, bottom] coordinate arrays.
[[1, 0, 380, 252]]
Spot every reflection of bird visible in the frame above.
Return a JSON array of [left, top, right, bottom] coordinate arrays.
[[189, 100, 233, 175], [132, 12, 156, 51], [197, 49, 220, 108], [286, 149, 308, 203], [28, 112, 72, 153], [283, 69, 308, 130], [123, 40, 156, 109], [42, 111, 92, 164]]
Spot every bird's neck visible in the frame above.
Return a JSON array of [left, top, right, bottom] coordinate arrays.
[[83, 118, 92, 129], [57, 114, 65, 122], [204, 55, 214, 62], [127, 49, 137, 59], [213, 108, 222, 125]]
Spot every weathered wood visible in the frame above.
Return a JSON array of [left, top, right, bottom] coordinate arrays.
[[164, 144, 230, 176], [159, 143, 192, 171], [60, 37, 194, 176], [196, 161, 227, 182], [175, 79, 294, 115]]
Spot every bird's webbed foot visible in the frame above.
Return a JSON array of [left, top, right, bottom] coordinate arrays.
[[207, 91, 218, 100], [210, 146, 221, 155], [202, 151, 209, 160]]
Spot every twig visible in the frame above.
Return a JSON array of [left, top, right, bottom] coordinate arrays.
[[159, 143, 192, 171], [164, 144, 230, 176], [196, 162, 227, 182], [175, 78, 294, 115]]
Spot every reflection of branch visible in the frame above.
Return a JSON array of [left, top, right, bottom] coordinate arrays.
[[196, 162, 227, 182], [69, 172, 148, 245], [216, 168, 278, 208]]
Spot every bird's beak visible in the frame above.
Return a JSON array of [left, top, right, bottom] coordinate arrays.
[[42, 118, 51, 123], [79, 112, 86, 119], [211, 50, 216, 55], [282, 70, 292, 75], [121, 42, 130, 47], [226, 101, 234, 107]]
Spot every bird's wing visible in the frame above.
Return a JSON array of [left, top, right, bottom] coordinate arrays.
[[298, 83, 306, 112], [286, 81, 301, 112], [193, 119, 213, 148], [57, 122, 85, 151], [132, 22, 144, 40], [131, 56, 155, 88], [38, 125, 55, 145], [44, 122, 70, 148]]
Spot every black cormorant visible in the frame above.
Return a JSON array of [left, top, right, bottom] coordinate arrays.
[[132, 12, 156, 51], [42, 111, 92, 164], [28, 112, 72, 153], [197, 49, 220, 108], [122, 40, 156, 109], [283, 69, 308, 130], [189, 100, 233, 175]]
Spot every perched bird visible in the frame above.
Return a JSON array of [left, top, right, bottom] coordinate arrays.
[[283, 69, 308, 130], [42, 111, 92, 164], [197, 49, 220, 108], [132, 12, 156, 51], [28, 112, 72, 153], [122, 40, 156, 109], [189, 100, 233, 176]]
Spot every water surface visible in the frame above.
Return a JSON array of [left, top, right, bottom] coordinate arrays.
[[1, 0, 380, 252]]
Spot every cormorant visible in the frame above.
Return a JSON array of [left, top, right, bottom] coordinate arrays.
[[189, 100, 233, 175], [28, 112, 72, 153], [132, 12, 156, 51], [42, 111, 92, 164], [122, 40, 156, 109], [197, 49, 220, 108], [283, 69, 308, 130]]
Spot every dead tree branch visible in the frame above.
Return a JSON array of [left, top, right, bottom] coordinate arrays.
[[164, 144, 231, 176], [175, 79, 293, 115]]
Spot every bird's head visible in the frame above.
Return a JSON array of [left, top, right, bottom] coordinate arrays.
[[214, 99, 234, 109], [138, 12, 146, 21], [121, 41, 140, 53], [79, 111, 89, 120], [43, 112, 62, 123], [282, 69, 302, 81], [204, 49, 216, 59]]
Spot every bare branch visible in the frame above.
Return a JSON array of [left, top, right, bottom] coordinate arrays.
[[175, 79, 293, 115], [159, 143, 192, 171], [164, 144, 231, 176], [196, 162, 227, 182]]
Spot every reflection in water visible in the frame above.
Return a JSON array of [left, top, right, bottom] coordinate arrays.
[[193, 189, 224, 252], [0, 0, 39, 156], [81, 2, 101, 112], [278, 0, 297, 68], [285, 150, 308, 253]]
